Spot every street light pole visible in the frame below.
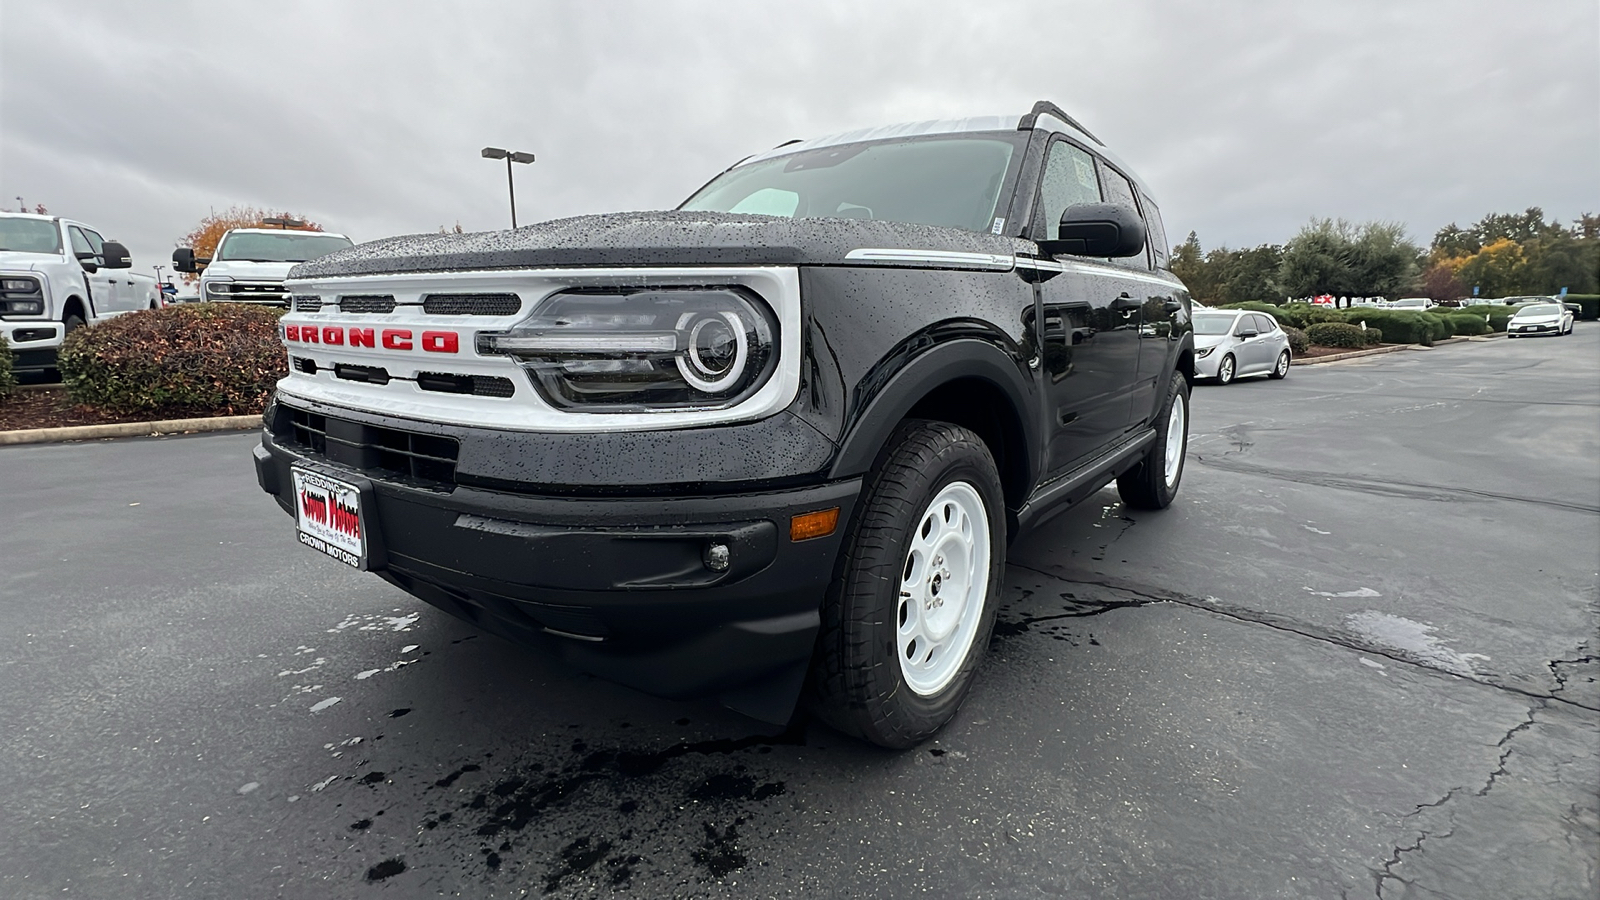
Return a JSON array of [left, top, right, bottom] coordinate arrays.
[[481, 147, 535, 229]]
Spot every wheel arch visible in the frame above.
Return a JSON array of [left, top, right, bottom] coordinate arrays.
[[62, 296, 87, 323], [828, 339, 1038, 529]]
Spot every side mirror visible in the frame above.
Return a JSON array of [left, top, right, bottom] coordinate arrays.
[[173, 247, 197, 273], [75, 251, 100, 273], [1236, 329, 1259, 339], [1037, 203, 1147, 258], [101, 240, 132, 269]]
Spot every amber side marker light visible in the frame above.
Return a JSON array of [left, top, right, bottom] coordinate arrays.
[[790, 508, 840, 542]]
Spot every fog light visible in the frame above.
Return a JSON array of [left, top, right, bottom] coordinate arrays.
[[703, 542, 731, 572], [790, 508, 840, 542]]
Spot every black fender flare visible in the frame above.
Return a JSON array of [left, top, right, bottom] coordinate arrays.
[[827, 338, 1039, 487]]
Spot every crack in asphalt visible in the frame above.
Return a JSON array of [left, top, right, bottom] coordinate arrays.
[[1191, 455, 1600, 514], [1374, 827, 1456, 899], [1002, 562, 1600, 713]]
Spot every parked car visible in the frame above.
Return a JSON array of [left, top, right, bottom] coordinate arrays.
[[1501, 294, 1581, 316], [1192, 309, 1291, 384], [254, 101, 1195, 748], [1387, 297, 1435, 311], [0, 212, 161, 374], [1505, 302, 1574, 337], [173, 228, 353, 307]]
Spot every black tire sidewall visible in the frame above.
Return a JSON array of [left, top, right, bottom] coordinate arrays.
[[819, 421, 1005, 748], [1118, 373, 1190, 510], [1271, 350, 1290, 379]]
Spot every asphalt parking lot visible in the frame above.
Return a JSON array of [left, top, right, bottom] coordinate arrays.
[[2, 327, 1595, 899]]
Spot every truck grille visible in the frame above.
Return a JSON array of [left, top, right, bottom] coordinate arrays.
[[291, 295, 323, 312], [216, 281, 289, 305], [416, 372, 516, 397], [278, 406, 458, 489], [422, 293, 521, 316], [338, 295, 397, 314]]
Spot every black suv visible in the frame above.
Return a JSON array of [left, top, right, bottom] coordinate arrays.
[[254, 101, 1195, 748]]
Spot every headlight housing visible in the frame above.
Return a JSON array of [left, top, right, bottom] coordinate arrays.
[[203, 277, 234, 298], [1196, 345, 1214, 358], [477, 287, 778, 412]]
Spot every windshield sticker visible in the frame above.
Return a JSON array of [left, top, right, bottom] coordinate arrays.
[[991, 218, 1005, 235], [1074, 157, 1097, 191]]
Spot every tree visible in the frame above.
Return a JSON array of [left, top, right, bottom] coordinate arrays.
[[1418, 263, 1466, 302], [1452, 238, 1526, 298], [178, 206, 323, 282], [1280, 218, 1418, 301]]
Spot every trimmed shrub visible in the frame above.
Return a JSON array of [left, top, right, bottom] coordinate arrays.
[[1306, 322, 1370, 349], [1564, 294, 1598, 321], [59, 304, 287, 415], [1281, 325, 1309, 355], [0, 334, 15, 398], [1438, 312, 1490, 336], [1342, 309, 1446, 345]]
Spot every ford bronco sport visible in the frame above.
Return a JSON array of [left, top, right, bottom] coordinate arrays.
[[254, 101, 1195, 748]]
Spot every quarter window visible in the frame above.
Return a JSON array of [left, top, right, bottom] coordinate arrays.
[[68, 226, 98, 261], [1142, 194, 1170, 269]]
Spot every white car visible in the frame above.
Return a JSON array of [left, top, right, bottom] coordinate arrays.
[[1505, 302, 1574, 337], [1, 212, 161, 374], [173, 228, 353, 307], [1387, 297, 1435, 311], [1192, 309, 1293, 384]]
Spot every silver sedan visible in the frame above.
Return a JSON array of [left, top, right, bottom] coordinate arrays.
[[1193, 309, 1293, 384]]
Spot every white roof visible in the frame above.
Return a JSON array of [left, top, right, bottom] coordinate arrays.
[[226, 228, 351, 239]]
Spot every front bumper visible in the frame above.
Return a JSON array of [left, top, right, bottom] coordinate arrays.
[[254, 409, 860, 719], [0, 321, 64, 371], [1508, 322, 1559, 336]]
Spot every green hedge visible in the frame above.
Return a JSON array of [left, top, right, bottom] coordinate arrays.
[[1340, 309, 1448, 345], [1437, 312, 1491, 336], [1282, 325, 1309, 355], [59, 304, 287, 415], [0, 334, 14, 398], [1306, 322, 1382, 348], [1564, 294, 1598, 321]]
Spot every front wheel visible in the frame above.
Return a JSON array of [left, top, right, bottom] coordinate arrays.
[[1117, 372, 1190, 510], [1216, 353, 1236, 385], [807, 419, 1005, 749], [1269, 349, 1291, 380]]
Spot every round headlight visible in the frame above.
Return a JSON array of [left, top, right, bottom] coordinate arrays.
[[678, 312, 748, 392]]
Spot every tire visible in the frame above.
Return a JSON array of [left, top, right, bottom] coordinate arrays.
[[1216, 353, 1236, 385], [64, 313, 87, 333], [807, 419, 1005, 749], [1268, 349, 1291, 380], [1117, 372, 1190, 511]]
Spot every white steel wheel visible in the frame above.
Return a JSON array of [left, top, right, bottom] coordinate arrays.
[[896, 481, 991, 696], [1162, 389, 1187, 491]]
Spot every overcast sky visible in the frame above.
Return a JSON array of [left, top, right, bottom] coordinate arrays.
[[2, 1, 1596, 280]]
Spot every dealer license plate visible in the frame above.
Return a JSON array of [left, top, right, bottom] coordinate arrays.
[[292, 467, 368, 569]]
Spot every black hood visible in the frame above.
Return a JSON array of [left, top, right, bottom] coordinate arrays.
[[290, 211, 1030, 279]]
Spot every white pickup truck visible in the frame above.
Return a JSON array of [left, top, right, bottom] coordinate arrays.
[[0, 212, 161, 374], [173, 228, 353, 307]]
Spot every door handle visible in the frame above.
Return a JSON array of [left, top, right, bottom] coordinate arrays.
[[1111, 293, 1140, 312]]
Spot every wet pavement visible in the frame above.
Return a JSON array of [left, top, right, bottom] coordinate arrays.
[[2, 327, 1595, 899]]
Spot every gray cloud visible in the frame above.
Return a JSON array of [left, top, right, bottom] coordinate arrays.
[[2, 0, 1595, 280]]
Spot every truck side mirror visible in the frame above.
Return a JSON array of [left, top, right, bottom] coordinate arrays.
[[1037, 203, 1147, 258], [75, 251, 100, 273], [101, 240, 133, 269], [173, 247, 198, 273]]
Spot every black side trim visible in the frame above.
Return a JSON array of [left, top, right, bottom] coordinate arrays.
[[1013, 427, 1155, 533]]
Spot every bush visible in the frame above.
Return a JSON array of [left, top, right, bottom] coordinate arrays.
[[59, 304, 287, 415], [1305, 322, 1371, 349], [1564, 294, 1598, 321], [0, 334, 15, 398], [1341, 309, 1447, 345], [1438, 312, 1490, 336], [1281, 324, 1309, 355]]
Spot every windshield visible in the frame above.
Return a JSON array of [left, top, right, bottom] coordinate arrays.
[[0, 218, 62, 254], [1514, 304, 1560, 316], [216, 231, 353, 262], [681, 135, 1021, 234], [1192, 313, 1238, 336]]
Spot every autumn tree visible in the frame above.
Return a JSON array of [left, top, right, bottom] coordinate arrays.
[[177, 206, 323, 282]]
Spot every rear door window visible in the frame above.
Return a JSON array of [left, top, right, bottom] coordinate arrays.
[[1097, 163, 1149, 269]]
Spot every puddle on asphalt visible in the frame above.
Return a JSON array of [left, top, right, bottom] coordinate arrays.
[[1344, 610, 1490, 676], [334, 722, 807, 895]]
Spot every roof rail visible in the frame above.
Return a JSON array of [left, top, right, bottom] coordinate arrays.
[[1017, 100, 1103, 146]]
